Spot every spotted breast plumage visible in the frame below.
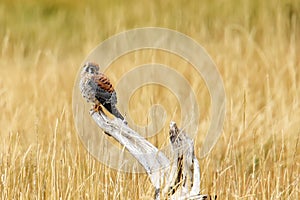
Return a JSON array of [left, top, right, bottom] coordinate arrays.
[[79, 62, 124, 120]]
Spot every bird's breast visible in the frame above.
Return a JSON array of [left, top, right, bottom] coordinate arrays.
[[80, 78, 98, 102]]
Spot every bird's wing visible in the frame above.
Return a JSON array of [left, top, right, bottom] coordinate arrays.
[[94, 73, 115, 93], [92, 73, 114, 103]]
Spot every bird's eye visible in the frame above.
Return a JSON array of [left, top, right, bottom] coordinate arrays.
[[87, 66, 95, 74]]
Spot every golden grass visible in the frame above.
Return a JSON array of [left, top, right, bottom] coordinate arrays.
[[0, 0, 299, 199]]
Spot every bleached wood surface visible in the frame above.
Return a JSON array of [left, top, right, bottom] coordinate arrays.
[[90, 110, 215, 200]]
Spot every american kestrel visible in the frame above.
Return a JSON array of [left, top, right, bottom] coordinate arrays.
[[79, 62, 124, 120]]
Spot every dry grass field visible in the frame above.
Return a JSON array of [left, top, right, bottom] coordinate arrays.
[[0, 0, 299, 199]]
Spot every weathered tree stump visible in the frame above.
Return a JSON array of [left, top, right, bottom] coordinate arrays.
[[90, 110, 216, 199]]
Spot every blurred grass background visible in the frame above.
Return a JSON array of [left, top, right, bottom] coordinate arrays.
[[0, 0, 299, 199]]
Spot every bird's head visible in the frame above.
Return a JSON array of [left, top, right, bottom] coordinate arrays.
[[81, 62, 100, 76]]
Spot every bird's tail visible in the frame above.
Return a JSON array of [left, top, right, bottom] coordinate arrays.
[[111, 105, 124, 120]]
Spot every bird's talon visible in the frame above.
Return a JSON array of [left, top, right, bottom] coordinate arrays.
[[93, 104, 103, 113], [90, 109, 96, 115]]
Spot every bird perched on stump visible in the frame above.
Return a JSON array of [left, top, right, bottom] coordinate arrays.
[[79, 62, 124, 120]]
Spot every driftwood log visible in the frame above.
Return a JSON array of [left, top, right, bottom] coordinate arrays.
[[90, 110, 216, 199]]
